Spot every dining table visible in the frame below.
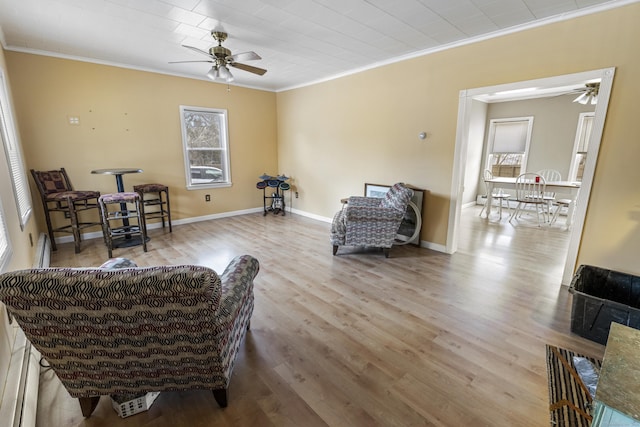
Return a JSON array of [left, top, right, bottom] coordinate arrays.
[[485, 177, 581, 226]]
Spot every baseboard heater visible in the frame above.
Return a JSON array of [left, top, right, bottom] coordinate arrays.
[[0, 234, 48, 427]]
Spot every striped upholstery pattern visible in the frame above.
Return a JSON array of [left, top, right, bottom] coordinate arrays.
[[546, 344, 602, 427], [331, 183, 413, 249], [0, 255, 259, 400]]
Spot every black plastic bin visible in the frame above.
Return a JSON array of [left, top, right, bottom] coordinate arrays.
[[570, 264, 640, 345]]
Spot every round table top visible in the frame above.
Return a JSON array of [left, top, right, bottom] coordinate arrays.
[[91, 168, 143, 175]]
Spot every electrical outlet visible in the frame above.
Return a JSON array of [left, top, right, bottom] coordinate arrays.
[[295, 191, 299, 198], [205, 194, 211, 202]]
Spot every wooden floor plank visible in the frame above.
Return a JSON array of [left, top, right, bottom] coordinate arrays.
[[34, 206, 605, 426]]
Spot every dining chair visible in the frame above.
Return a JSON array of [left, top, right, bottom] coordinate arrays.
[[509, 173, 547, 226], [551, 198, 573, 228], [479, 169, 511, 219], [537, 169, 562, 218]]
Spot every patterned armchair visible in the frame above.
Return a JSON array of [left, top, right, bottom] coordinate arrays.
[[330, 183, 413, 257], [0, 255, 259, 417]]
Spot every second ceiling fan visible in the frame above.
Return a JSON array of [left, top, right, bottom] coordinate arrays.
[[171, 31, 267, 82]]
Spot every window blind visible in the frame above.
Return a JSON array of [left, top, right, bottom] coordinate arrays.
[[0, 72, 32, 230], [492, 120, 529, 153]]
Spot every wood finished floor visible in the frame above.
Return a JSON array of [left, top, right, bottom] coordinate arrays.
[[37, 206, 605, 427]]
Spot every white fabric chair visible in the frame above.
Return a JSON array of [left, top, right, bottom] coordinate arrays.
[[480, 169, 511, 219], [509, 173, 547, 226], [536, 169, 562, 218]]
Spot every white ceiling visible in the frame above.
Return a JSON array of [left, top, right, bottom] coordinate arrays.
[[0, 0, 636, 92]]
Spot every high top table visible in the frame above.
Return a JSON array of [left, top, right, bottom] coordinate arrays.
[[91, 168, 144, 247], [91, 167, 143, 192]]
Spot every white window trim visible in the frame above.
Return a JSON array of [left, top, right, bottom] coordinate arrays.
[[0, 71, 32, 230], [485, 116, 534, 174], [179, 105, 232, 190]]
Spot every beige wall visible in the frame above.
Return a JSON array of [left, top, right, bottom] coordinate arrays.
[[276, 3, 640, 274], [5, 53, 278, 235]]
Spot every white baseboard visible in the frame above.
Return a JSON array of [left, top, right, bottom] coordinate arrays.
[[53, 206, 447, 255], [290, 207, 446, 253]]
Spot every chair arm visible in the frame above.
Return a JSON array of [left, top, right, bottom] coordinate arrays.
[[347, 196, 381, 207], [217, 255, 259, 319]]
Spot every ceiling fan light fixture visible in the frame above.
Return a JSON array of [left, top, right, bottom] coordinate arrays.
[[206, 65, 234, 83], [218, 65, 234, 82], [206, 66, 218, 80], [573, 92, 588, 104]]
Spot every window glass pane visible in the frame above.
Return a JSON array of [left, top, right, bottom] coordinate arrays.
[[0, 199, 11, 272], [488, 153, 523, 177], [574, 153, 587, 182], [184, 111, 223, 149]]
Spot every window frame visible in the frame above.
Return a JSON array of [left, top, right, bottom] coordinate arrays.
[[485, 116, 534, 177], [0, 70, 32, 230], [179, 105, 232, 190]]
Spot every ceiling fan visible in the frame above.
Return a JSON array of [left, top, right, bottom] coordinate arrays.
[[170, 31, 266, 83], [572, 82, 600, 105]]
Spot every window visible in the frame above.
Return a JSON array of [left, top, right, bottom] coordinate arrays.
[[485, 117, 534, 178], [568, 112, 594, 182], [180, 106, 231, 189], [0, 199, 11, 272], [0, 71, 32, 229]]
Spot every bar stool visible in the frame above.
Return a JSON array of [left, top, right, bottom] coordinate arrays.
[[133, 183, 172, 232], [98, 192, 148, 258]]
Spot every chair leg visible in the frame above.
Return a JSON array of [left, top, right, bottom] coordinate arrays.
[[212, 389, 228, 408], [383, 248, 390, 258], [137, 199, 148, 253], [164, 189, 172, 232], [42, 208, 58, 251], [332, 245, 338, 255], [78, 396, 100, 417], [99, 200, 113, 258], [67, 201, 82, 254]]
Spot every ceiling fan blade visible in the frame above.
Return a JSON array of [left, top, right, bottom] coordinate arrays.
[[228, 51, 261, 62], [230, 62, 267, 76], [182, 45, 214, 59], [169, 60, 214, 64]]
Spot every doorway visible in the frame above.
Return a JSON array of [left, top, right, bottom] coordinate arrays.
[[448, 67, 616, 285]]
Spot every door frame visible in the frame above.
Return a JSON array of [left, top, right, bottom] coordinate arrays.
[[448, 67, 616, 286]]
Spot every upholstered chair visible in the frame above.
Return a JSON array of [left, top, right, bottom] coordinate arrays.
[[0, 255, 259, 417], [330, 183, 413, 257]]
